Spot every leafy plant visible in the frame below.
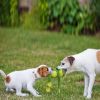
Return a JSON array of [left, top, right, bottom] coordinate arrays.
[[10, 0, 19, 26], [0, 0, 19, 26], [21, 2, 42, 30], [0, 0, 11, 26], [38, 0, 95, 35], [91, 0, 100, 30]]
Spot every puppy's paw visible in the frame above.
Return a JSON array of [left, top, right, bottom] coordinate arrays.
[[16, 93, 29, 97], [6, 88, 15, 92], [10, 89, 15, 92], [34, 94, 42, 97], [6, 88, 9, 92], [26, 93, 29, 96]]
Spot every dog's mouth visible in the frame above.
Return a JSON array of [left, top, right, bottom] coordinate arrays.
[[63, 68, 67, 73], [56, 66, 67, 73]]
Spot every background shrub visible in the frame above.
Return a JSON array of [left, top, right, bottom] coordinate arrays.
[[91, 0, 100, 31], [0, 0, 19, 26], [0, 0, 11, 26], [21, 8, 42, 30], [38, 0, 95, 35], [10, 0, 19, 26]]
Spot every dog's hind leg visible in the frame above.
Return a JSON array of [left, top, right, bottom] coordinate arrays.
[[16, 85, 29, 96]]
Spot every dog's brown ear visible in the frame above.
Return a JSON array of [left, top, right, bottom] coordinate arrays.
[[37, 67, 49, 77], [67, 56, 75, 65], [37, 67, 43, 77]]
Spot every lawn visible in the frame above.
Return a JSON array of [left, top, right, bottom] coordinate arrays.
[[0, 27, 100, 100]]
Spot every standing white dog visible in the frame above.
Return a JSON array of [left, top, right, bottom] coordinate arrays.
[[0, 65, 51, 97], [57, 49, 100, 99]]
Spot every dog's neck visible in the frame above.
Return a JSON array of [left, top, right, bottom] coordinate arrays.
[[34, 73, 39, 79], [32, 69, 41, 79]]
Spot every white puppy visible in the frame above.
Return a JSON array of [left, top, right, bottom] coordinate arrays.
[[0, 65, 50, 97], [57, 49, 100, 99]]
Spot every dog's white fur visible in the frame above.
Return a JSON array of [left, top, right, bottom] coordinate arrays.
[[0, 65, 49, 97], [58, 49, 100, 99]]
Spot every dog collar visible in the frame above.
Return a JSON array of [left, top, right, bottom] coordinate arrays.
[[33, 71, 38, 79], [34, 73, 38, 79]]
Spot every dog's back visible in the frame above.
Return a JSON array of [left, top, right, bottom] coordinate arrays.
[[74, 49, 99, 62], [5, 69, 34, 88], [73, 49, 100, 73]]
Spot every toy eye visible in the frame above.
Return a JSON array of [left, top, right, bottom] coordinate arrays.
[[62, 63, 65, 65]]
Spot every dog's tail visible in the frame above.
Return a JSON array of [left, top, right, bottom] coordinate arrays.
[[0, 70, 6, 78]]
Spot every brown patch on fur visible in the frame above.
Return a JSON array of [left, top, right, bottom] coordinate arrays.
[[96, 51, 100, 63], [5, 76, 11, 83], [38, 66, 49, 77], [67, 56, 75, 65]]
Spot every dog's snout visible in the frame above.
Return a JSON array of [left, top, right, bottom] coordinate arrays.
[[56, 66, 61, 70]]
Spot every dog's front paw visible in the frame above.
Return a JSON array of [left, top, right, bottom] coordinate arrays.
[[86, 95, 91, 99], [34, 94, 42, 97], [83, 92, 87, 97], [16, 93, 29, 97]]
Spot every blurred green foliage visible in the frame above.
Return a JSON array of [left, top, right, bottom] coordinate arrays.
[[0, 0, 11, 26], [38, 0, 95, 34], [0, 0, 99, 34], [91, 0, 100, 29], [0, 0, 19, 26], [21, 7, 42, 30], [92, 0, 100, 17]]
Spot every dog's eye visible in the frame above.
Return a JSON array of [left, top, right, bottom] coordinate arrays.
[[62, 63, 65, 65]]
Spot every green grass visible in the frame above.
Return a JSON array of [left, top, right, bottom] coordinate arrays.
[[0, 27, 100, 100]]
